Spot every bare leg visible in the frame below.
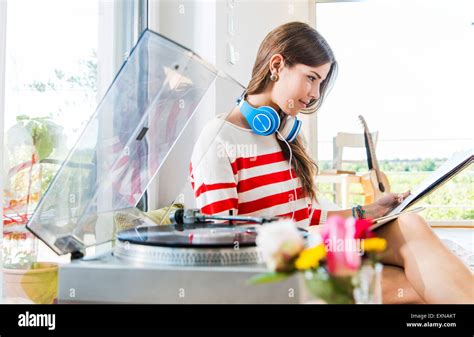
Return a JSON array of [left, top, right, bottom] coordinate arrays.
[[375, 213, 474, 304], [382, 265, 425, 304]]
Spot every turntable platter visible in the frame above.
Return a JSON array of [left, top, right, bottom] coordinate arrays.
[[116, 224, 259, 248], [114, 220, 307, 267], [114, 225, 263, 267]]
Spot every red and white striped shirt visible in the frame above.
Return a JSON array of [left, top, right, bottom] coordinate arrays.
[[189, 115, 327, 228]]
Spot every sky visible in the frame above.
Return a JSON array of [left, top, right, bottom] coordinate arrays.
[[316, 0, 474, 160]]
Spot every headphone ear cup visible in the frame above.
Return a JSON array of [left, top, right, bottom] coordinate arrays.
[[278, 116, 301, 142], [287, 119, 302, 142], [254, 106, 280, 135], [238, 99, 285, 136]]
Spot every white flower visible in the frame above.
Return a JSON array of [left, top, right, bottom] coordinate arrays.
[[256, 219, 305, 272]]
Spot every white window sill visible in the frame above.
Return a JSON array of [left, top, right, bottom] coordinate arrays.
[[428, 220, 474, 228]]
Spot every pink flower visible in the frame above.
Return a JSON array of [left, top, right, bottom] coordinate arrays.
[[354, 218, 375, 239], [321, 216, 361, 277]]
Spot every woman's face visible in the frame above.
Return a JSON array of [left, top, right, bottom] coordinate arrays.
[[270, 61, 332, 116]]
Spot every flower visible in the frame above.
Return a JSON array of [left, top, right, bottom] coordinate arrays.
[[255, 219, 305, 272], [361, 237, 387, 253], [354, 218, 376, 239], [249, 215, 387, 304], [321, 216, 361, 276], [295, 244, 326, 270]]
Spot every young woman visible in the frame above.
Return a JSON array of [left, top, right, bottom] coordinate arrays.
[[190, 22, 473, 304]]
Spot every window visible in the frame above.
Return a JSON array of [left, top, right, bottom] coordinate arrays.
[[3, 0, 147, 269], [315, 0, 473, 222]]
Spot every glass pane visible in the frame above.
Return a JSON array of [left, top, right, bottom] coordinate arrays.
[[2, 0, 149, 304], [3, 0, 99, 224], [316, 0, 473, 161], [315, 0, 474, 219]]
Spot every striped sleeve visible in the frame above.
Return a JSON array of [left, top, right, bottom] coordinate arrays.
[[190, 139, 238, 216], [309, 200, 328, 226]]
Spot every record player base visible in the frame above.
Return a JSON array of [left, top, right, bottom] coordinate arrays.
[[58, 253, 301, 304]]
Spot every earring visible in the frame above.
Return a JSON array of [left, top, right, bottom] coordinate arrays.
[[270, 73, 279, 82]]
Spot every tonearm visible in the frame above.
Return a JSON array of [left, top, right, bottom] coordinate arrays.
[[168, 208, 279, 231]]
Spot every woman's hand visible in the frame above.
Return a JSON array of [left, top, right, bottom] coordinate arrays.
[[364, 191, 411, 219]]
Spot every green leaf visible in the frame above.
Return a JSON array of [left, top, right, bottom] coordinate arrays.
[[304, 268, 355, 304], [15, 116, 65, 161], [247, 272, 291, 285], [33, 122, 55, 160]]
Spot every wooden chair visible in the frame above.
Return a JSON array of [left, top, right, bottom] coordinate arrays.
[[317, 131, 378, 208]]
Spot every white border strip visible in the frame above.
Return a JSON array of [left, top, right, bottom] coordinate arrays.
[[0, 0, 8, 300]]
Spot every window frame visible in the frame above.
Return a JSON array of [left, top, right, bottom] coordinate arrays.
[[97, 0, 148, 97], [97, 0, 149, 211], [0, 0, 7, 297]]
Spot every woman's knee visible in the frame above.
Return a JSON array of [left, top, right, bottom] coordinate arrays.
[[375, 213, 435, 266], [396, 213, 434, 241]]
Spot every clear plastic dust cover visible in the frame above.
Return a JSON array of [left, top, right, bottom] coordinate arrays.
[[26, 29, 244, 255]]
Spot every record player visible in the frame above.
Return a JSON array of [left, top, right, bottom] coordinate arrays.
[[114, 207, 288, 267], [25, 30, 305, 303]]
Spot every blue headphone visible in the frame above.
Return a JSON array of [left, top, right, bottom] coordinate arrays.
[[237, 96, 302, 143]]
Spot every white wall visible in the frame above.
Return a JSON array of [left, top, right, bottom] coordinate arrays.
[[149, 0, 217, 63], [0, 0, 7, 300], [150, 0, 314, 85], [215, 0, 318, 160], [147, 0, 319, 209]]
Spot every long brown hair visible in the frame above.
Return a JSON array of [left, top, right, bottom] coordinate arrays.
[[246, 22, 337, 202]]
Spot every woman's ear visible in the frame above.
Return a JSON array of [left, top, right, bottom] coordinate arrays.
[[269, 54, 285, 74]]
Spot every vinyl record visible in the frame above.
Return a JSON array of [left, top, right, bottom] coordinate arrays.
[[116, 224, 259, 248]]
